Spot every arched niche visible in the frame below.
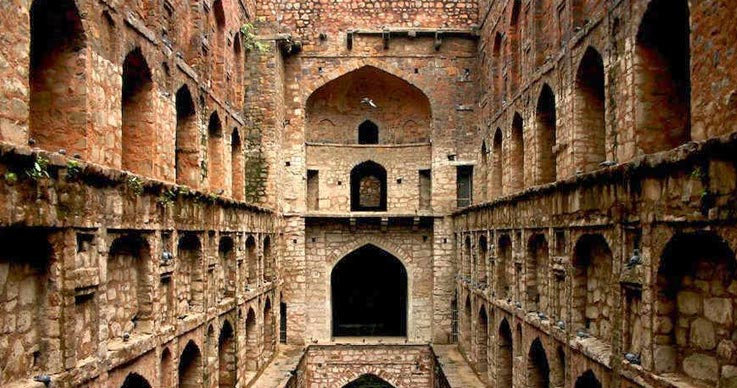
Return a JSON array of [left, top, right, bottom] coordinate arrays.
[[306, 66, 432, 144]]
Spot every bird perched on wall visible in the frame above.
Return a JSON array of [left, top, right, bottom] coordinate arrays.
[[360, 97, 377, 108]]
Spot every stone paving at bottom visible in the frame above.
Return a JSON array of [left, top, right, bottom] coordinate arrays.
[[432, 345, 487, 388], [252, 344, 486, 387], [252, 345, 305, 387]]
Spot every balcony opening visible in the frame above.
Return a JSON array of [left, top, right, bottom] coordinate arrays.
[[351, 161, 387, 211]]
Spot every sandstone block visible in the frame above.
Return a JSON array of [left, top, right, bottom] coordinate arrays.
[[683, 353, 718, 383]]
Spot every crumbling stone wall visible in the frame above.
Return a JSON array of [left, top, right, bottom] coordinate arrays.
[[0, 0, 281, 385], [456, 1, 737, 388]]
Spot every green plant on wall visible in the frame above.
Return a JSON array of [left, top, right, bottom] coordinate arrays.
[[126, 176, 144, 196], [157, 188, 178, 207], [25, 155, 50, 181], [240, 23, 269, 53]]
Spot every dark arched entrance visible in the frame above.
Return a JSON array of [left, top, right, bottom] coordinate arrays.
[[343, 374, 395, 388], [332, 245, 407, 337]]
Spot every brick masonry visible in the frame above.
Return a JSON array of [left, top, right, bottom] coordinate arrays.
[[0, 0, 736, 387]]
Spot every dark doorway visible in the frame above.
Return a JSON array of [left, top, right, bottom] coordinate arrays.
[[350, 161, 388, 211], [358, 120, 379, 144], [574, 370, 602, 388], [343, 374, 395, 388], [332, 245, 407, 337], [280, 302, 287, 343]]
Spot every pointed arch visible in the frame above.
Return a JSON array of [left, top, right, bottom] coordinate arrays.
[[306, 66, 431, 144], [245, 235, 257, 285], [29, 0, 87, 154], [528, 338, 550, 388], [342, 374, 396, 388], [497, 319, 513, 388], [535, 84, 557, 184], [121, 372, 152, 388], [263, 236, 273, 281], [231, 128, 244, 200], [178, 340, 203, 388], [161, 347, 172, 387], [350, 161, 388, 211], [218, 320, 236, 387], [480, 141, 489, 202], [107, 234, 152, 339], [478, 235, 488, 283], [263, 298, 275, 359], [175, 85, 199, 187], [510, 113, 525, 192], [245, 307, 258, 372], [574, 47, 606, 172], [509, 0, 522, 93], [574, 370, 602, 388], [635, 0, 690, 153], [358, 120, 379, 144], [122, 48, 155, 176], [476, 306, 489, 379], [208, 111, 225, 192], [491, 128, 504, 198], [492, 33, 504, 104]]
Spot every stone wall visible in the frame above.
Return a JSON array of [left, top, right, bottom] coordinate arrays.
[[0, 145, 281, 388], [0, 0, 283, 386], [287, 345, 439, 388], [453, 1, 737, 386]]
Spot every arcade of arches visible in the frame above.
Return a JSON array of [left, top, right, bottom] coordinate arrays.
[[0, 0, 736, 388]]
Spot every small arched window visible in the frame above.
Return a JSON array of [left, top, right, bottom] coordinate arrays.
[[358, 120, 379, 144], [350, 161, 387, 211]]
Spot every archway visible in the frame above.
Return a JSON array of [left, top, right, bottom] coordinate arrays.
[[350, 161, 388, 211], [121, 373, 152, 388], [218, 321, 236, 388], [574, 47, 606, 172], [305, 66, 431, 144], [178, 341, 203, 388], [245, 308, 258, 372], [535, 84, 557, 185], [332, 245, 407, 337], [497, 319, 513, 388], [175, 85, 198, 188], [635, 0, 690, 152], [342, 374, 395, 388], [574, 370, 602, 388], [29, 0, 87, 156], [263, 298, 275, 359], [528, 338, 550, 388], [358, 120, 379, 144], [476, 306, 489, 378], [122, 48, 155, 176]]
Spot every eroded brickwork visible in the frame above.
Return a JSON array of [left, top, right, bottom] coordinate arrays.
[[456, 1, 737, 388]]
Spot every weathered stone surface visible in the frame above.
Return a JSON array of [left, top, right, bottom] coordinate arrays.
[[683, 353, 719, 383]]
